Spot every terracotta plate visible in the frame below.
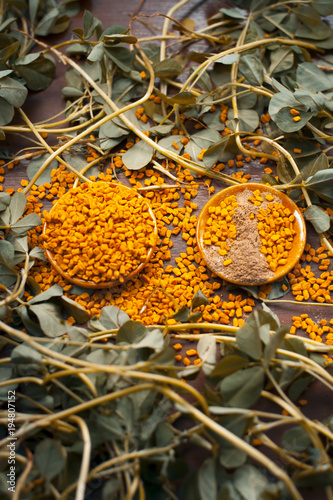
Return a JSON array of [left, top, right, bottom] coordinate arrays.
[[196, 183, 306, 286], [43, 182, 157, 289]]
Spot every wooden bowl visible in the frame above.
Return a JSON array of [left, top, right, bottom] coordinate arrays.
[[196, 183, 306, 286], [43, 182, 157, 289]]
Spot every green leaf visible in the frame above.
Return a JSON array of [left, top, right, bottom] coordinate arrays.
[[293, 90, 325, 113], [201, 109, 225, 131], [268, 90, 302, 120], [7, 233, 28, 254], [15, 53, 56, 91], [9, 192, 26, 224], [304, 205, 330, 233], [61, 296, 90, 324], [87, 42, 105, 62], [99, 306, 130, 330], [294, 469, 333, 488], [236, 319, 262, 360], [198, 458, 216, 500], [27, 154, 58, 185], [190, 66, 212, 91], [296, 62, 332, 92], [312, 0, 333, 16], [59, 0, 81, 18], [29, 284, 64, 304], [116, 320, 146, 344], [29, 0, 40, 25], [0, 205, 10, 226], [187, 129, 222, 163], [172, 305, 189, 322], [0, 97, 14, 126], [102, 479, 121, 500], [306, 169, 333, 202], [266, 277, 290, 299], [210, 355, 249, 379], [83, 10, 103, 39], [62, 86, 84, 98], [104, 46, 133, 73], [216, 53, 239, 65], [292, 6, 321, 27], [11, 213, 41, 233], [284, 138, 321, 159], [281, 337, 308, 358], [203, 136, 229, 169], [281, 426, 312, 452], [218, 481, 243, 500], [122, 140, 153, 170], [191, 289, 210, 310], [35, 439, 65, 481], [153, 59, 183, 78], [264, 326, 289, 365], [30, 302, 68, 337], [156, 134, 184, 159], [149, 123, 174, 136], [11, 343, 42, 365], [234, 465, 268, 500], [220, 366, 265, 408], [238, 55, 264, 85], [0, 263, 18, 287], [274, 107, 313, 133], [269, 48, 294, 75], [288, 374, 313, 401], [0, 192, 10, 211], [220, 7, 246, 19], [26, 276, 41, 296], [301, 153, 328, 180], [35, 7, 60, 36], [131, 327, 164, 351], [220, 443, 247, 468], [228, 108, 259, 132], [29, 246, 47, 261], [0, 240, 14, 267]]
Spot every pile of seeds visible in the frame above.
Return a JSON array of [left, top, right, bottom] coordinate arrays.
[[41, 181, 157, 284]]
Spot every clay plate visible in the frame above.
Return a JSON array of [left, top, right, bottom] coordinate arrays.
[[196, 183, 306, 286], [43, 182, 157, 289]]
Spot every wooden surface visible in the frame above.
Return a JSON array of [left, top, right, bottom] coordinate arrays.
[[3, 4, 332, 343], [3, 0, 329, 328], [1, 1, 333, 496]]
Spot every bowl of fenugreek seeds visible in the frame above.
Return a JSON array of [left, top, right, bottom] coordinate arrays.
[[41, 181, 157, 288], [197, 183, 306, 286]]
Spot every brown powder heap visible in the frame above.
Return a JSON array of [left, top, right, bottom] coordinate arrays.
[[203, 189, 275, 284]]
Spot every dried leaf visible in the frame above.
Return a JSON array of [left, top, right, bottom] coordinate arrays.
[[153, 59, 183, 78]]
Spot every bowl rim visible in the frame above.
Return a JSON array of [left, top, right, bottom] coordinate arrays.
[[196, 182, 307, 286], [42, 181, 158, 289]]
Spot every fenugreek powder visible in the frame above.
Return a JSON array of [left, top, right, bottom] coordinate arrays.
[[203, 189, 296, 284]]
